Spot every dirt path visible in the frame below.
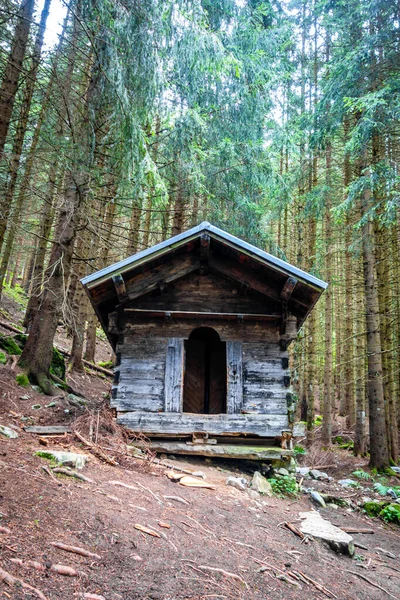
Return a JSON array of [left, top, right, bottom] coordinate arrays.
[[1, 426, 400, 600]]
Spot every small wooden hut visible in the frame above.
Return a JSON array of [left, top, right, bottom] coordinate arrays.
[[82, 222, 326, 460]]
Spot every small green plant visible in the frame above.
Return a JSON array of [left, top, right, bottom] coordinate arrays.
[[16, 373, 29, 387], [98, 360, 113, 369], [293, 445, 306, 456], [354, 554, 365, 562], [380, 504, 400, 525], [270, 475, 298, 498], [3, 282, 28, 308], [0, 351, 7, 364], [0, 334, 22, 355], [313, 414, 323, 426], [353, 469, 373, 481], [363, 501, 386, 517]]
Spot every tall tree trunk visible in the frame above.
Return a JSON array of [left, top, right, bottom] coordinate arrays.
[[0, 0, 52, 280], [19, 172, 87, 393], [360, 174, 389, 468], [0, 0, 35, 160]]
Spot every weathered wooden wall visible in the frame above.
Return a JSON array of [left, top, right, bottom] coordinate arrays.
[[111, 337, 166, 412], [242, 343, 290, 415]]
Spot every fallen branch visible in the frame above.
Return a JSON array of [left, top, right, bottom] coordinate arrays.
[[164, 495, 190, 506], [42, 465, 63, 485], [133, 524, 160, 538], [74, 430, 118, 466], [50, 542, 101, 560], [345, 570, 398, 599], [108, 480, 138, 491], [0, 566, 48, 600], [294, 571, 337, 599], [284, 522, 304, 540], [52, 467, 94, 483], [195, 565, 249, 589]]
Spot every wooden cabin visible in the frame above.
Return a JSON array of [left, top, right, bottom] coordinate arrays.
[[82, 222, 327, 460]]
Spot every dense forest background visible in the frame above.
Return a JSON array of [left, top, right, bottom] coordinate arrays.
[[0, 0, 399, 468]]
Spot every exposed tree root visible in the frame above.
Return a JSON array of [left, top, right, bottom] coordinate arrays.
[[0, 565, 48, 599]]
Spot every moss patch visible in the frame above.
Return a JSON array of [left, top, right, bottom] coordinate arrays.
[[363, 501, 389, 517], [16, 373, 29, 387], [380, 503, 400, 525], [50, 347, 66, 381], [0, 334, 22, 355], [0, 351, 7, 364]]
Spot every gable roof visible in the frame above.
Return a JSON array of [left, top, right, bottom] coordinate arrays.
[[82, 221, 327, 346]]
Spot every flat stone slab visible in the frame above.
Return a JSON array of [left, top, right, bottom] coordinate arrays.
[[299, 511, 354, 556], [35, 450, 88, 469], [0, 425, 18, 439]]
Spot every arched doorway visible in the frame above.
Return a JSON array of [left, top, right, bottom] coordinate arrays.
[[183, 327, 227, 414]]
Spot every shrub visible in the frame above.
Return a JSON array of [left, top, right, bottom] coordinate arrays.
[[380, 504, 400, 525], [270, 475, 298, 498], [294, 445, 306, 456], [0, 351, 7, 364]]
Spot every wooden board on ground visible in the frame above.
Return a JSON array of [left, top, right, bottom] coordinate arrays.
[[24, 426, 72, 434], [131, 440, 293, 460]]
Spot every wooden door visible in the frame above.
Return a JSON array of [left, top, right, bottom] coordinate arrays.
[[183, 339, 205, 413]]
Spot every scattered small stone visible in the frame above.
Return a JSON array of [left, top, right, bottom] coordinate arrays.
[[387, 488, 398, 499], [159, 454, 167, 460], [31, 404, 41, 410], [45, 402, 56, 408], [338, 479, 356, 488], [226, 476, 247, 491], [297, 467, 310, 477], [68, 394, 87, 407], [326, 503, 339, 509], [167, 455, 176, 460], [19, 395, 30, 401], [275, 467, 290, 477], [310, 490, 326, 508], [391, 466, 400, 474], [251, 471, 273, 496], [192, 471, 205, 479], [0, 425, 18, 439], [31, 385, 42, 393], [310, 469, 329, 481]]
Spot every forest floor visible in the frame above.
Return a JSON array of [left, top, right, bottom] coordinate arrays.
[[1, 292, 400, 600]]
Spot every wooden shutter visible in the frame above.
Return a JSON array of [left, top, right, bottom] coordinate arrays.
[[226, 341, 243, 414], [164, 338, 184, 412]]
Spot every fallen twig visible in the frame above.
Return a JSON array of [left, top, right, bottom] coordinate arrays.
[[0, 566, 48, 599], [50, 541, 101, 560], [345, 570, 398, 599], [284, 522, 304, 539], [74, 430, 118, 466], [295, 571, 337, 599], [187, 564, 248, 589], [108, 480, 138, 491], [133, 524, 161, 538], [164, 495, 190, 505], [52, 467, 94, 483], [42, 465, 63, 485], [134, 481, 163, 504]]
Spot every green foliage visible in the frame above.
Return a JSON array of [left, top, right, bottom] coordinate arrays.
[[380, 504, 400, 525], [34, 451, 57, 466], [16, 373, 29, 387], [293, 445, 306, 456], [353, 469, 373, 481], [3, 283, 28, 309], [313, 415, 323, 426], [0, 351, 7, 364], [0, 334, 22, 355], [269, 475, 298, 498], [363, 501, 385, 517], [98, 360, 113, 369]]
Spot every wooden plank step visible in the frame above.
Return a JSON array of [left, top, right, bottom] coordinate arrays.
[[24, 426, 71, 435], [131, 441, 293, 460]]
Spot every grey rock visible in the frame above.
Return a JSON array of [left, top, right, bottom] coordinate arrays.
[[299, 511, 354, 556], [36, 450, 88, 469], [391, 466, 400, 474], [19, 395, 30, 401], [192, 471, 206, 479], [326, 503, 339, 509], [338, 479, 356, 488], [226, 476, 247, 491], [167, 455, 176, 460], [310, 469, 329, 481], [251, 471, 273, 496], [297, 467, 310, 477], [387, 488, 398, 499], [310, 490, 326, 507], [0, 425, 18, 439], [31, 404, 41, 410], [31, 385, 42, 393], [275, 467, 290, 477]]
